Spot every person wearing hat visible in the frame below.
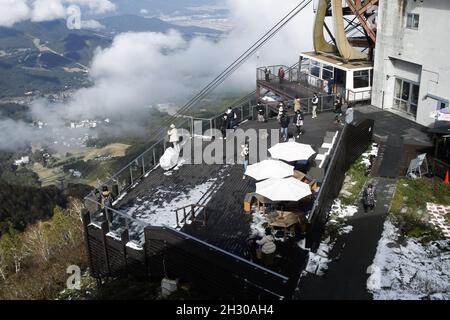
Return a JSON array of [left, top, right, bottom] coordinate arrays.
[[168, 124, 179, 149]]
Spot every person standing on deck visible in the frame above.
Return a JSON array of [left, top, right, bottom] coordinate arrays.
[[241, 142, 249, 179], [100, 186, 114, 226], [345, 103, 354, 124], [294, 109, 304, 139], [294, 95, 301, 113], [278, 67, 285, 85], [257, 101, 265, 122], [224, 107, 237, 130], [311, 93, 319, 119], [279, 111, 290, 142], [256, 228, 276, 267], [167, 124, 179, 150], [334, 93, 343, 124], [363, 184, 377, 213], [264, 67, 270, 82]]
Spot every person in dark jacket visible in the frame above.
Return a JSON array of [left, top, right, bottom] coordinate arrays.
[[223, 107, 237, 130], [363, 184, 377, 213], [334, 93, 343, 124], [100, 186, 115, 225], [279, 111, 290, 142], [256, 101, 265, 122], [294, 109, 304, 138]]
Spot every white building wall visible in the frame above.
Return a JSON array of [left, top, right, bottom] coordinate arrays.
[[372, 0, 450, 127]]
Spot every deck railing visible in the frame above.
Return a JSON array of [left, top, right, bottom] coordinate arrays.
[[84, 91, 258, 243]]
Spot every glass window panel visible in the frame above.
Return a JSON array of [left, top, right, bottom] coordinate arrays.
[[411, 84, 419, 105], [407, 13, 419, 29], [311, 65, 320, 77], [353, 70, 370, 88], [401, 81, 411, 101], [394, 79, 402, 99], [413, 14, 420, 28], [409, 104, 418, 116], [400, 101, 408, 113], [393, 99, 401, 110], [322, 69, 333, 81]]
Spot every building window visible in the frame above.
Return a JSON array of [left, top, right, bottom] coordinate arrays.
[[393, 78, 419, 117], [322, 64, 334, 81], [353, 70, 370, 88], [406, 13, 420, 29], [310, 60, 321, 78]]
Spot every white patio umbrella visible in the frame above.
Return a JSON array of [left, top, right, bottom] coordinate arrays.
[[245, 159, 294, 181], [268, 141, 316, 162], [255, 177, 312, 202], [430, 107, 450, 122]]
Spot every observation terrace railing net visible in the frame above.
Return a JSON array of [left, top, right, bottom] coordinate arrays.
[[84, 67, 338, 246]]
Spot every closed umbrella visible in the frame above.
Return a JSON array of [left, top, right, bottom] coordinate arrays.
[[430, 107, 450, 122], [245, 160, 294, 181], [269, 141, 316, 162], [256, 177, 312, 202]]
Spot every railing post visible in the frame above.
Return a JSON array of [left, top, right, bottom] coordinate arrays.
[[153, 149, 156, 166], [175, 210, 180, 228], [142, 157, 145, 175], [191, 205, 195, 220], [130, 166, 134, 186]]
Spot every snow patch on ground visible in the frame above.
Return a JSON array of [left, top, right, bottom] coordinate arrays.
[[305, 242, 332, 276], [329, 199, 358, 220], [125, 179, 218, 229], [368, 220, 450, 300], [303, 199, 357, 276], [360, 143, 379, 168], [250, 207, 267, 238]]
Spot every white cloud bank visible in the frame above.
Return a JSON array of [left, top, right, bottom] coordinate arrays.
[[0, 0, 315, 149], [0, 0, 116, 26]]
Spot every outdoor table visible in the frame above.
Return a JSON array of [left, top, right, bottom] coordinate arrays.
[[266, 210, 302, 240]]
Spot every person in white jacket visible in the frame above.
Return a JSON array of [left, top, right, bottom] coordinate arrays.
[[256, 228, 276, 266], [168, 124, 179, 149]]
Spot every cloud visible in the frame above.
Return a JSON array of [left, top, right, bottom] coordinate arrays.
[[81, 19, 105, 30], [140, 9, 148, 15], [31, 0, 65, 22], [0, 0, 30, 27], [0, 0, 315, 150], [0, 0, 116, 27]]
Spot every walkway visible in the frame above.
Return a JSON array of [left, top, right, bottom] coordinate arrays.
[[297, 177, 397, 300]]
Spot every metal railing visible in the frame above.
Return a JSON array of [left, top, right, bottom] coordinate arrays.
[[257, 64, 300, 83], [346, 89, 372, 103], [84, 92, 258, 244]]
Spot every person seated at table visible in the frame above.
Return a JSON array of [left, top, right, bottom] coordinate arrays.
[[256, 228, 277, 267]]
